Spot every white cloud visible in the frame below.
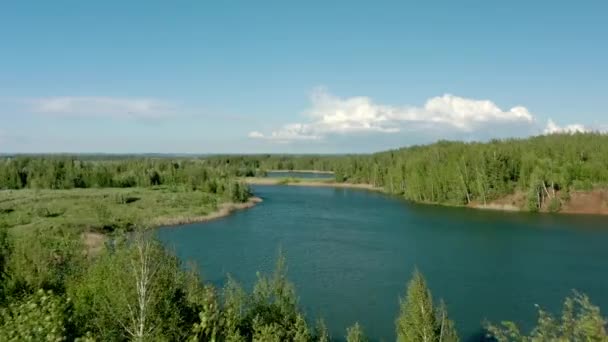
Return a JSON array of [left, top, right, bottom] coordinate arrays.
[[248, 131, 265, 139], [30, 96, 174, 119], [249, 88, 535, 142], [543, 119, 591, 134], [248, 124, 321, 143]]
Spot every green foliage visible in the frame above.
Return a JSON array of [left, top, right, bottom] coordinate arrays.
[[5, 227, 85, 295], [314, 318, 330, 342], [190, 251, 313, 342], [0, 187, 230, 234], [69, 232, 203, 341], [486, 292, 608, 342], [0, 157, 251, 203], [0, 289, 72, 341], [210, 134, 608, 212], [396, 269, 458, 342], [0, 228, 10, 303], [345, 322, 367, 342]]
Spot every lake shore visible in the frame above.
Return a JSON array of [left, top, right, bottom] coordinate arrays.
[[149, 196, 263, 227], [244, 177, 608, 216], [84, 196, 263, 254], [243, 177, 383, 191]]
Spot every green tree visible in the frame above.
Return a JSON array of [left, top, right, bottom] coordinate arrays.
[[345, 322, 367, 342], [396, 269, 458, 342], [5, 227, 85, 295], [314, 318, 330, 342], [486, 292, 607, 341], [70, 231, 203, 341], [0, 289, 73, 341]]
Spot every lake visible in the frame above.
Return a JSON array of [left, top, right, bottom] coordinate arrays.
[[157, 185, 608, 341]]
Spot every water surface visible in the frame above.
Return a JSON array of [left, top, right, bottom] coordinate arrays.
[[158, 185, 608, 341]]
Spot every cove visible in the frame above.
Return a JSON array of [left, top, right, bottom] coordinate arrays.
[[157, 185, 608, 341]]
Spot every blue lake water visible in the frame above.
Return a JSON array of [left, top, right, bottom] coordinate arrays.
[[158, 185, 608, 341]]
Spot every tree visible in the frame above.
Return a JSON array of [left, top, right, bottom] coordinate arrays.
[[247, 250, 303, 340], [0, 289, 73, 341], [314, 318, 330, 342], [70, 231, 202, 341], [345, 322, 367, 342], [396, 269, 458, 342], [5, 227, 85, 295], [486, 292, 607, 341]]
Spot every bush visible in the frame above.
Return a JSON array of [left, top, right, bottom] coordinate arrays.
[[0, 289, 73, 341]]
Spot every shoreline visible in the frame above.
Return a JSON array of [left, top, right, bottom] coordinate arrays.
[[149, 196, 263, 227], [83, 196, 263, 253], [243, 177, 383, 191], [245, 177, 608, 216]]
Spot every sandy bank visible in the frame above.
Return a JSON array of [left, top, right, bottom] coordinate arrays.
[[149, 196, 263, 227], [469, 203, 520, 212], [244, 177, 382, 191], [560, 190, 608, 215]]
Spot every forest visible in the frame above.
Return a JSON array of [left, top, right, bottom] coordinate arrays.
[[209, 133, 608, 212], [0, 157, 250, 203]]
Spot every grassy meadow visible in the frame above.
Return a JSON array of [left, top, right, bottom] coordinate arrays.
[[0, 187, 224, 235]]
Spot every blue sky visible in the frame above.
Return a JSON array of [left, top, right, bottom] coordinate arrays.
[[1, 1, 607, 153]]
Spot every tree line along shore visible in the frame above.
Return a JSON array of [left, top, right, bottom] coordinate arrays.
[[1, 133, 607, 340], [228, 133, 608, 214]]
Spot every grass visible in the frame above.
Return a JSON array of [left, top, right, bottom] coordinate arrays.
[[0, 187, 225, 235]]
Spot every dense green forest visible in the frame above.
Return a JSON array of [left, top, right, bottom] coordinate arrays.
[[0, 157, 251, 203], [7, 133, 606, 213], [210, 134, 608, 212]]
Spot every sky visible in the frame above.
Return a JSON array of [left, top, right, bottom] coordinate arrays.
[[1, 1, 607, 154]]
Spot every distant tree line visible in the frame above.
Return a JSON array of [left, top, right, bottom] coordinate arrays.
[[0, 157, 250, 203], [210, 133, 608, 212], [330, 134, 608, 211]]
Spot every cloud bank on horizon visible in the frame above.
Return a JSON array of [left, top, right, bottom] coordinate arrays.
[[248, 88, 604, 144], [1, 90, 605, 153]]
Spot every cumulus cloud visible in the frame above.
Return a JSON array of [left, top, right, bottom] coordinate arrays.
[[30, 96, 174, 119], [248, 131, 265, 139], [543, 119, 591, 134], [247, 124, 321, 143], [249, 88, 535, 142]]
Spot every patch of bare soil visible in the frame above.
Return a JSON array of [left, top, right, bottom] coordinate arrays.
[[469, 192, 526, 212], [561, 190, 608, 215], [82, 231, 106, 256]]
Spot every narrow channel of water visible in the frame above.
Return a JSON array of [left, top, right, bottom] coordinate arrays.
[[157, 185, 608, 341]]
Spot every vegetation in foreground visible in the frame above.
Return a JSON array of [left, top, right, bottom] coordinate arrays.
[[0, 227, 606, 341]]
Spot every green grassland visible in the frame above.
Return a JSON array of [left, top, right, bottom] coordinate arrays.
[[0, 187, 223, 235]]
